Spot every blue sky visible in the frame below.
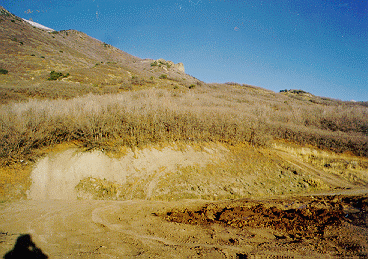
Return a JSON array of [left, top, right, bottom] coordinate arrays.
[[2, 0, 368, 101]]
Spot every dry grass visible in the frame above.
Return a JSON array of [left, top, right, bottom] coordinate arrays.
[[0, 84, 367, 166], [1, 84, 366, 200], [274, 143, 368, 185], [0, 80, 123, 104], [0, 161, 31, 199]]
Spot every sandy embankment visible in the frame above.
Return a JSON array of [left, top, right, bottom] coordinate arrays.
[[28, 144, 228, 200]]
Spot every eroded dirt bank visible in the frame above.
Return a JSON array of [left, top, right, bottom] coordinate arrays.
[[26, 142, 365, 202], [2, 141, 367, 202], [1, 142, 368, 258], [27, 144, 227, 200]]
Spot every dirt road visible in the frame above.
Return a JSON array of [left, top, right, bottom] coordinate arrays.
[[0, 199, 248, 258], [1, 192, 368, 258]]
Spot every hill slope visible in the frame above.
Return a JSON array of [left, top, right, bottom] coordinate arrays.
[[0, 6, 199, 102]]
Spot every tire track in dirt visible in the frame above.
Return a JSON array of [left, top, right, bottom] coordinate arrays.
[[2, 195, 368, 258], [0, 200, 248, 258], [91, 203, 250, 255]]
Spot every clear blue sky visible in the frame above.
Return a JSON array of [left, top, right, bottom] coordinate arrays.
[[2, 0, 368, 101]]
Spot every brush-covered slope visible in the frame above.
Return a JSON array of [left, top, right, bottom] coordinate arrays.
[[1, 6, 367, 158], [0, 6, 200, 102]]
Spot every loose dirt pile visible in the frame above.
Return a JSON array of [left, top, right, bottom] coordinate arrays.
[[163, 195, 368, 257]]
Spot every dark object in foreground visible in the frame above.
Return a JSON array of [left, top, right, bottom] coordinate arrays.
[[4, 234, 48, 259]]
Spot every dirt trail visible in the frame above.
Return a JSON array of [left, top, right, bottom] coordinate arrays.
[[1, 194, 368, 258], [274, 149, 358, 189], [0, 199, 249, 258]]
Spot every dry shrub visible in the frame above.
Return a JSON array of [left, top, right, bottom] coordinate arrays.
[[0, 89, 265, 161], [0, 81, 121, 104], [0, 85, 367, 162], [269, 123, 368, 156]]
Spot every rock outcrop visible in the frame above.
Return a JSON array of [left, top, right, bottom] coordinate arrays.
[[173, 62, 185, 73], [152, 59, 185, 73]]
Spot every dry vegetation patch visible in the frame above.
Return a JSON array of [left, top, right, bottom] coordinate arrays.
[[274, 143, 368, 186], [1, 85, 367, 176]]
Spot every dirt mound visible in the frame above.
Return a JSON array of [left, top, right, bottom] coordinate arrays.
[[165, 199, 344, 239], [163, 195, 368, 256]]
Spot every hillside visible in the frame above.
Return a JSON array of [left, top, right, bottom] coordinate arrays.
[[0, 6, 199, 103], [1, 7, 368, 258]]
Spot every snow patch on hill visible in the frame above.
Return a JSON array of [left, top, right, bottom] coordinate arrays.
[[22, 18, 54, 32]]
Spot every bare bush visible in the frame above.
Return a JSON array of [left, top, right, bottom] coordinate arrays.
[[1, 85, 367, 162]]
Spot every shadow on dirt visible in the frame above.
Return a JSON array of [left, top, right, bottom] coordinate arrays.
[[3, 234, 48, 259]]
